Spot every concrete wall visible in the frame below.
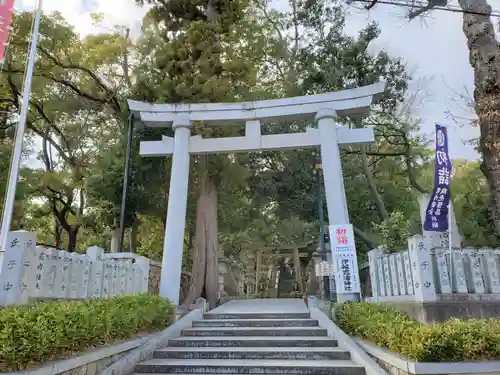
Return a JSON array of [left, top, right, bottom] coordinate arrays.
[[357, 339, 500, 375], [386, 299, 500, 323], [12, 333, 158, 375]]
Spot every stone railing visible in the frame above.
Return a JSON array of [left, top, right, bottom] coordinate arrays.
[[0, 231, 151, 306], [367, 234, 500, 303]]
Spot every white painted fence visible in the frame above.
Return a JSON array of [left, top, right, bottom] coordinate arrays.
[[0, 231, 151, 306], [367, 234, 500, 302]]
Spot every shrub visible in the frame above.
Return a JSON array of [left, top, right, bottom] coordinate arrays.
[[0, 294, 175, 372], [334, 302, 500, 362]]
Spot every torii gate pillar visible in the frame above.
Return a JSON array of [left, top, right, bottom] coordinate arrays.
[[317, 109, 358, 302], [317, 109, 350, 223], [160, 118, 192, 305]]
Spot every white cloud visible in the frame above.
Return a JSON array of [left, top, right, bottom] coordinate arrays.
[[18, 0, 147, 36]]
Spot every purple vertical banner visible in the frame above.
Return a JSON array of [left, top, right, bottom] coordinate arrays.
[[424, 124, 452, 231]]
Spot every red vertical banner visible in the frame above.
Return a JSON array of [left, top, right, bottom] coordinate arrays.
[[0, 0, 15, 63]]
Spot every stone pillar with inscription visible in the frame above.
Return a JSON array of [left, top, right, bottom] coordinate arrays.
[[395, 252, 407, 296], [480, 248, 500, 294], [367, 248, 383, 299], [402, 250, 414, 296], [56, 251, 71, 299], [389, 253, 400, 296], [463, 247, 486, 294], [102, 258, 113, 298], [87, 246, 104, 298], [408, 235, 437, 302], [0, 231, 37, 306], [450, 251, 468, 293], [376, 257, 386, 297], [434, 248, 452, 294], [382, 255, 393, 297]]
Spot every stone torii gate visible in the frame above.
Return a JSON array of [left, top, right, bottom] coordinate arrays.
[[129, 81, 386, 306]]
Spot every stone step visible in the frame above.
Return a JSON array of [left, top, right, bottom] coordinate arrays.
[[153, 347, 351, 360], [134, 359, 365, 375], [193, 319, 319, 328], [182, 327, 327, 337], [167, 336, 338, 348], [203, 312, 311, 320]]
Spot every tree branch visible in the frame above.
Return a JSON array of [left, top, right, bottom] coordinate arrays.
[[353, 226, 378, 250], [37, 45, 122, 114]]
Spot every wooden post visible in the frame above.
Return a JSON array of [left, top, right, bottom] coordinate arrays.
[[293, 247, 303, 293], [269, 261, 278, 297], [255, 250, 262, 289]]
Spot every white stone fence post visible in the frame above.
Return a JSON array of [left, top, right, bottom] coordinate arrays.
[[367, 236, 500, 303], [0, 231, 152, 306]]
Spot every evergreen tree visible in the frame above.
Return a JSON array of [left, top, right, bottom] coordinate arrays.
[[134, 0, 256, 308]]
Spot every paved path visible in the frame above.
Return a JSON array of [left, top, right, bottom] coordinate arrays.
[[209, 298, 309, 314]]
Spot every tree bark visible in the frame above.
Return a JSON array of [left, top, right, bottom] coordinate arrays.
[[204, 169, 219, 309], [182, 155, 220, 308], [67, 227, 78, 252], [353, 226, 378, 250], [54, 218, 62, 248], [458, 0, 500, 234], [360, 144, 389, 221], [110, 223, 120, 252], [129, 216, 140, 253]]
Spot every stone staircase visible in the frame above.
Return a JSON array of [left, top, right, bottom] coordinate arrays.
[[133, 307, 366, 375]]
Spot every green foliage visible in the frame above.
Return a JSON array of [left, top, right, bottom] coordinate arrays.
[[335, 302, 500, 362], [255, 275, 270, 298], [0, 294, 175, 371], [373, 211, 412, 252], [451, 160, 500, 247]]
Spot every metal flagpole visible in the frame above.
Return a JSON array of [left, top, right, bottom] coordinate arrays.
[[0, 0, 43, 255], [448, 202, 453, 291], [117, 112, 134, 252]]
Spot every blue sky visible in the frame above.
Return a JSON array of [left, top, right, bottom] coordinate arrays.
[[20, 0, 491, 162]]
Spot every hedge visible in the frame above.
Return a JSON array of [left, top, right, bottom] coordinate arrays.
[[335, 302, 500, 362], [0, 294, 175, 372]]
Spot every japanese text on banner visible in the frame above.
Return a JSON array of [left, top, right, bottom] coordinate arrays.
[[0, 0, 15, 63], [328, 224, 360, 294], [424, 124, 452, 232]]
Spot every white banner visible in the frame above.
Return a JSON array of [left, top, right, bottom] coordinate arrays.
[[329, 224, 361, 294], [315, 261, 335, 277]]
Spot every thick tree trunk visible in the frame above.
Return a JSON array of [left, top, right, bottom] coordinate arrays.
[[182, 182, 207, 306], [458, 0, 500, 234], [67, 227, 78, 253], [353, 226, 378, 250], [54, 219, 62, 248], [110, 224, 120, 252], [360, 144, 389, 221], [182, 155, 219, 308], [129, 216, 140, 253], [204, 170, 219, 309], [182, 1, 221, 309]]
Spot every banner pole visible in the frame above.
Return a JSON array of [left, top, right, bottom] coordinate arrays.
[[0, 1, 42, 256], [448, 202, 453, 291]]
